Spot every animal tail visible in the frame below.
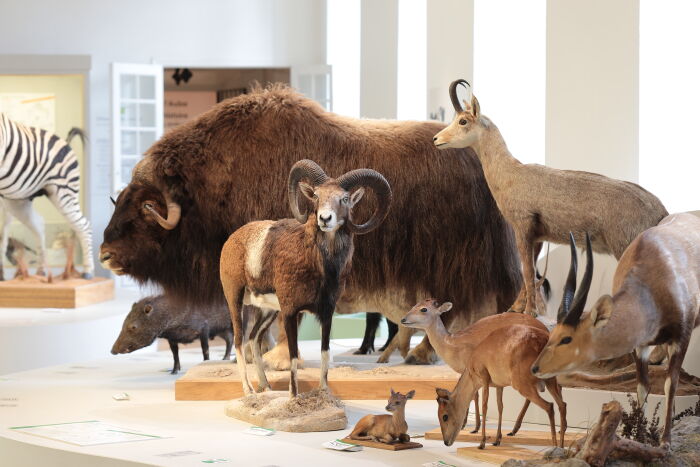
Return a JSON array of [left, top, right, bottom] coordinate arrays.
[[66, 127, 87, 147], [535, 243, 551, 301]]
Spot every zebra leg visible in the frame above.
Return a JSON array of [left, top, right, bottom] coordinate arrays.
[[0, 202, 12, 281], [47, 189, 94, 279], [3, 198, 50, 282]]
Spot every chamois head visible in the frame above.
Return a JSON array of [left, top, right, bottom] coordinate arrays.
[[288, 159, 392, 235], [435, 387, 463, 446], [433, 79, 483, 149], [385, 388, 415, 412], [531, 232, 606, 379], [400, 299, 453, 329]]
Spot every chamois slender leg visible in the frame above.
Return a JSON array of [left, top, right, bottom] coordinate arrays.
[[199, 324, 210, 361], [508, 399, 531, 436], [633, 346, 652, 407], [520, 385, 557, 446], [471, 391, 481, 433], [661, 340, 688, 447], [285, 312, 300, 398], [545, 379, 567, 447], [479, 383, 490, 449], [168, 339, 180, 375], [222, 329, 233, 360], [494, 387, 504, 446], [513, 230, 537, 315], [225, 284, 253, 395], [253, 310, 278, 392], [320, 314, 332, 390]]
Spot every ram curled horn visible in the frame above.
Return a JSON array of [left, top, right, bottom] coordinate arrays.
[[287, 159, 393, 235], [557, 232, 594, 325], [449, 78, 471, 113], [144, 190, 181, 230]]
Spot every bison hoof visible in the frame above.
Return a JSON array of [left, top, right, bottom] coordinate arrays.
[[353, 346, 373, 355]]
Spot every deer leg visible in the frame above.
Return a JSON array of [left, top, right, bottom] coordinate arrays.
[[470, 390, 481, 433], [512, 231, 537, 315], [479, 383, 489, 449], [522, 387, 557, 446], [319, 313, 332, 391], [226, 284, 254, 395], [633, 346, 652, 407], [253, 310, 278, 392], [378, 324, 407, 363], [285, 313, 300, 398], [494, 387, 503, 446], [545, 379, 567, 448], [661, 341, 688, 448], [508, 399, 531, 436]]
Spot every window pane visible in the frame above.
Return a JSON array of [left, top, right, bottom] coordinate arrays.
[[139, 75, 155, 99], [298, 75, 312, 97], [120, 75, 137, 99], [121, 130, 138, 155], [120, 102, 138, 127], [138, 103, 156, 127], [138, 131, 157, 153]]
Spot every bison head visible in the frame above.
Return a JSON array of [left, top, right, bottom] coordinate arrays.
[[100, 183, 181, 279]]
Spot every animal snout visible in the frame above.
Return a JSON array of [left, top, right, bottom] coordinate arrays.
[[319, 213, 332, 224], [531, 365, 539, 375]]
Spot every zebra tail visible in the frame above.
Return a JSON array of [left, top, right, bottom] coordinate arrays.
[[66, 127, 88, 147]]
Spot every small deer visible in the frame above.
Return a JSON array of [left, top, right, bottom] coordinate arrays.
[[349, 389, 415, 444], [435, 323, 567, 449], [433, 79, 667, 316], [401, 299, 548, 435], [532, 215, 700, 448]]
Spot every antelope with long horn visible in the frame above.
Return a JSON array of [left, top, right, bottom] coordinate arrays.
[[532, 215, 700, 447], [433, 79, 667, 315], [220, 160, 392, 397]]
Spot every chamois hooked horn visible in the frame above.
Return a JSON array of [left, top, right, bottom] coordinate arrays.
[[287, 159, 330, 224], [564, 232, 594, 327], [336, 168, 392, 235], [557, 233, 578, 323], [449, 79, 470, 113], [144, 190, 181, 230]]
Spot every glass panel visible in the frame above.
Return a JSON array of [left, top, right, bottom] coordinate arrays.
[[120, 75, 138, 99], [299, 75, 312, 96], [121, 130, 138, 155], [139, 75, 156, 99], [121, 160, 137, 186], [138, 103, 156, 127], [120, 102, 138, 127], [314, 74, 328, 101], [138, 131, 157, 153]]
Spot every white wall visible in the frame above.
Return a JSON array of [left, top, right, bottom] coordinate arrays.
[[546, 0, 639, 182], [0, 0, 326, 276]]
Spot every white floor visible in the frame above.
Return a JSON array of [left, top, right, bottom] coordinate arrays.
[[0, 338, 574, 467]]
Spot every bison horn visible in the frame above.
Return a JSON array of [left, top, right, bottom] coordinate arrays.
[[145, 191, 181, 230], [564, 232, 594, 327], [337, 168, 392, 235], [287, 159, 330, 224], [449, 79, 470, 113], [557, 233, 578, 323]]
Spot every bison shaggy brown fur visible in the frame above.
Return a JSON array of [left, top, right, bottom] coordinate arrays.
[[101, 85, 522, 364]]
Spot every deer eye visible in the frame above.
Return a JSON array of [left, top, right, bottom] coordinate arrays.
[[442, 414, 448, 422], [559, 336, 573, 345], [420, 307, 428, 313], [459, 119, 467, 126]]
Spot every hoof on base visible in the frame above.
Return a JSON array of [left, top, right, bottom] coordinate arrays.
[[81, 272, 94, 280]]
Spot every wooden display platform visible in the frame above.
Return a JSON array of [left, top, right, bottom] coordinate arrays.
[[339, 437, 422, 451], [456, 445, 542, 464], [425, 427, 583, 446], [175, 360, 459, 401], [0, 277, 115, 308]]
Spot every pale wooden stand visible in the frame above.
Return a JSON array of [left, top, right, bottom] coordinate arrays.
[[0, 277, 115, 308], [425, 427, 584, 446], [456, 445, 542, 464], [175, 360, 459, 401], [339, 437, 422, 451]]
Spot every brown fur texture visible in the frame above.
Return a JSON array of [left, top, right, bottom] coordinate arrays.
[[349, 389, 415, 444], [533, 213, 700, 446], [434, 85, 667, 315], [101, 85, 522, 363]]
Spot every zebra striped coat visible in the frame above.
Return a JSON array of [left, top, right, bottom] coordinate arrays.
[[0, 113, 94, 279]]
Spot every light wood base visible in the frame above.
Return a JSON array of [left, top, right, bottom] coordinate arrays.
[[425, 427, 583, 446], [456, 445, 542, 464], [175, 360, 459, 401], [0, 277, 115, 308], [339, 437, 422, 451]]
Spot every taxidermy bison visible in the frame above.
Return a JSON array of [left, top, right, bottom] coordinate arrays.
[[100, 84, 522, 367]]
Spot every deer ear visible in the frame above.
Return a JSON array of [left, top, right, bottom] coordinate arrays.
[[390, 388, 396, 396], [435, 387, 451, 399], [406, 389, 415, 399], [471, 95, 480, 118], [299, 182, 315, 201], [350, 187, 365, 206], [589, 295, 613, 328], [438, 302, 453, 314]]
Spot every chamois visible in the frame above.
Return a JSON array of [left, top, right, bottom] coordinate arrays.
[[349, 389, 415, 444], [402, 299, 548, 435], [436, 324, 567, 449], [433, 79, 667, 315], [220, 160, 392, 397], [532, 216, 700, 447]]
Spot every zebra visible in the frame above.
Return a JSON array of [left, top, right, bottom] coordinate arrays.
[[0, 112, 94, 281]]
